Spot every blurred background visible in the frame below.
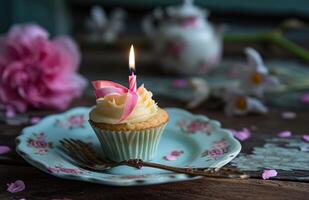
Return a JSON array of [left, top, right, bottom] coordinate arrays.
[[1, 0, 309, 66], [1, 0, 309, 112]]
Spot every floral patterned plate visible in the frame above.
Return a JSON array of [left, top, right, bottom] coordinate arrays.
[[16, 107, 241, 186]]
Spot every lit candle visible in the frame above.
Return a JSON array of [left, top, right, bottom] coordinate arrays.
[[129, 45, 137, 92]]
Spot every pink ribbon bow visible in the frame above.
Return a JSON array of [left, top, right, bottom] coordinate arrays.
[[92, 80, 138, 122]]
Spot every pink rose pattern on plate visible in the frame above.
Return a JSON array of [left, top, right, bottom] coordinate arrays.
[[54, 114, 85, 129], [177, 119, 212, 135], [47, 164, 86, 175], [201, 139, 229, 160], [163, 150, 184, 161], [27, 132, 52, 155]]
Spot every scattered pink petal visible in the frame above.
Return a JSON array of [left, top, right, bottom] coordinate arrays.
[[303, 135, 309, 142], [278, 130, 292, 138], [300, 93, 309, 104], [30, 116, 41, 124], [0, 145, 11, 154], [281, 111, 297, 119], [19, 198, 26, 200], [164, 154, 177, 161], [5, 110, 16, 118], [230, 128, 251, 141], [171, 79, 188, 88], [7, 180, 25, 193], [262, 169, 278, 180]]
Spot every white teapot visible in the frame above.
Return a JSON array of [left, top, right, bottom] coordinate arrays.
[[143, 0, 223, 75]]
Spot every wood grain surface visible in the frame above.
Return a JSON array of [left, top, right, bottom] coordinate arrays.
[[1, 164, 309, 200]]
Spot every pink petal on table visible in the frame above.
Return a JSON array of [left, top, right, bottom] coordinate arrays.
[[262, 169, 278, 180], [5, 109, 16, 118], [164, 154, 177, 161], [0, 145, 11, 154], [6, 180, 25, 193], [30, 116, 41, 124], [302, 135, 309, 142], [300, 93, 309, 104], [278, 131, 292, 138], [281, 111, 297, 119], [171, 79, 188, 88], [230, 128, 251, 141]]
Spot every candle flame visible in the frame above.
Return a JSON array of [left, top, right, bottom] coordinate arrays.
[[129, 45, 135, 70]]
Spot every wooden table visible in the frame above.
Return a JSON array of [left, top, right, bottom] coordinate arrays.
[[0, 96, 309, 200]]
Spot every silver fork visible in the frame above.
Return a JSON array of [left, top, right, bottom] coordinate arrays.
[[59, 138, 249, 179]]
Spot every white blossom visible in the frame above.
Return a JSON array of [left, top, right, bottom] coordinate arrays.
[[240, 47, 280, 98]]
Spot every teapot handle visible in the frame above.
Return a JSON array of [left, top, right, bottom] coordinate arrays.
[[142, 8, 163, 38]]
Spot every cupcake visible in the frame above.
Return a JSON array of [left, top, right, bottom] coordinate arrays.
[[89, 81, 169, 162]]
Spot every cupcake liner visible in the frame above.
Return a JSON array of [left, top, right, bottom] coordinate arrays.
[[90, 122, 167, 162]]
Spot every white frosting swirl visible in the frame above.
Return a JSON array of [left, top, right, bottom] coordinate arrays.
[[89, 85, 158, 124]]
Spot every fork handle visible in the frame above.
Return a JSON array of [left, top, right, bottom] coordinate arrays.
[[144, 162, 248, 178], [122, 160, 248, 178]]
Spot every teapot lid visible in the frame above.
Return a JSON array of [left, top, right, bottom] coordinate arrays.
[[167, 0, 207, 19]]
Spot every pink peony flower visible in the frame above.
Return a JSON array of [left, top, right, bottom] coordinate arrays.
[[0, 23, 86, 114]]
